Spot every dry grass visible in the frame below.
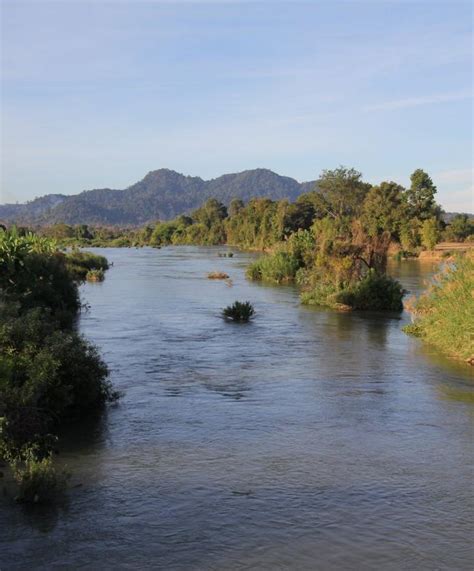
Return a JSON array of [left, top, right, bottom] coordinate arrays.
[[208, 271, 230, 280]]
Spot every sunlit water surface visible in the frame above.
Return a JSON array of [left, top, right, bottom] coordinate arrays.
[[1, 247, 473, 570]]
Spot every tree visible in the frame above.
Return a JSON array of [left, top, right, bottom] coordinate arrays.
[[361, 181, 406, 238], [315, 166, 371, 220], [421, 217, 441, 250], [192, 199, 227, 228], [228, 198, 244, 218], [407, 169, 438, 220], [443, 214, 474, 242]]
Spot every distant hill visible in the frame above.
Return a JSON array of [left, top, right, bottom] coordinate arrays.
[[0, 168, 317, 226]]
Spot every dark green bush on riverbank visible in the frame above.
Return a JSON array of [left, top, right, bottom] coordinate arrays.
[[0, 229, 116, 503], [335, 271, 405, 311], [0, 229, 80, 325]]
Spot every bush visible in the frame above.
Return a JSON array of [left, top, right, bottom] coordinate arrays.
[[0, 230, 80, 323], [335, 271, 405, 311], [86, 268, 105, 282], [0, 308, 116, 457], [247, 251, 301, 284], [11, 448, 69, 504], [65, 251, 109, 281], [222, 301, 255, 322]]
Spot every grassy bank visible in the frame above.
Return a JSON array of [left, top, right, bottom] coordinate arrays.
[[404, 254, 474, 363]]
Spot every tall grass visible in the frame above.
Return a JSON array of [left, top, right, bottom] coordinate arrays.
[[403, 254, 474, 362]]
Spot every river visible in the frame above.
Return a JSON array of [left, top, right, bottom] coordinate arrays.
[[1, 247, 473, 570]]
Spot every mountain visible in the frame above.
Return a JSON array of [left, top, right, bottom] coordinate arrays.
[[0, 168, 317, 226]]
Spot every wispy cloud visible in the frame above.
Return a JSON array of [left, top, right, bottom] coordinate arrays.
[[364, 91, 472, 112], [436, 168, 473, 185]]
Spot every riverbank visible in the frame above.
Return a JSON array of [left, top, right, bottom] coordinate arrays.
[[404, 253, 474, 365]]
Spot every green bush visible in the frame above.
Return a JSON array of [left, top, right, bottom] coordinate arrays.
[[11, 447, 69, 504], [247, 251, 301, 284], [335, 271, 405, 311], [65, 251, 109, 281], [0, 230, 80, 324], [222, 301, 255, 322], [0, 308, 116, 457], [300, 281, 340, 307]]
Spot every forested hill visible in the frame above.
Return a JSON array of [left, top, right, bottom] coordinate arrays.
[[0, 168, 317, 226]]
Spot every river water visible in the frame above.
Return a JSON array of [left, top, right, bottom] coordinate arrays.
[[1, 247, 473, 570]]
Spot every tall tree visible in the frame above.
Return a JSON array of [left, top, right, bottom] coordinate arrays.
[[407, 169, 438, 220], [315, 166, 371, 220], [361, 181, 406, 238]]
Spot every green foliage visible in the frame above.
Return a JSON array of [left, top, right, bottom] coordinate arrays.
[[9, 446, 69, 504], [403, 254, 474, 362], [246, 230, 314, 284], [315, 166, 371, 220], [443, 214, 474, 242], [399, 219, 421, 252], [0, 229, 80, 323], [407, 169, 438, 220], [247, 251, 301, 284], [0, 228, 116, 503], [420, 217, 441, 250], [0, 307, 114, 456], [335, 271, 404, 311], [361, 181, 407, 239], [222, 301, 255, 322], [65, 251, 109, 281]]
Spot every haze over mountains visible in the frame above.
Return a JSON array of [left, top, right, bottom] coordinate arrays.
[[0, 169, 317, 226]]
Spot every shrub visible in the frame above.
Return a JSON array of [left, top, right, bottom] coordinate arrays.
[[65, 251, 109, 281], [222, 301, 255, 322], [0, 307, 116, 457], [11, 447, 69, 504], [0, 230, 80, 324], [335, 271, 405, 311], [86, 269, 105, 282], [246, 251, 301, 284]]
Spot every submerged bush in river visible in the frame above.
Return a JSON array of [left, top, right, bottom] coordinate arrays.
[[86, 268, 105, 282], [222, 301, 255, 322], [9, 446, 69, 504]]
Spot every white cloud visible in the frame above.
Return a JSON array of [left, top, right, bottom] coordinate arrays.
[[364, 91, 472, 112]]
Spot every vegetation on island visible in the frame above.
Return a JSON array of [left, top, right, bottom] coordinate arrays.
[[403, 254, 474, 364], [0, 228, 116, 503], [2, 165, 472, 358]]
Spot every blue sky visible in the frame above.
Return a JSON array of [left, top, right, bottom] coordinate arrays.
[[1, 0, 472, 211]]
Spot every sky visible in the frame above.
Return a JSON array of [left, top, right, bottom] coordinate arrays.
[[0, 0, 472, 211]]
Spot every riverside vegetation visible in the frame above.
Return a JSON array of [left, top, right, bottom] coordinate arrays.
[[0, 229, 116, 503], [403, 253, 474, 364]]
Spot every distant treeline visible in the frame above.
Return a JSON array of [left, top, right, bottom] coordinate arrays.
[[23, 166, 473, 252]]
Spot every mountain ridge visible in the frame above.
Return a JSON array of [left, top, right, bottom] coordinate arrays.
[[0, 168, 317, 226]]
